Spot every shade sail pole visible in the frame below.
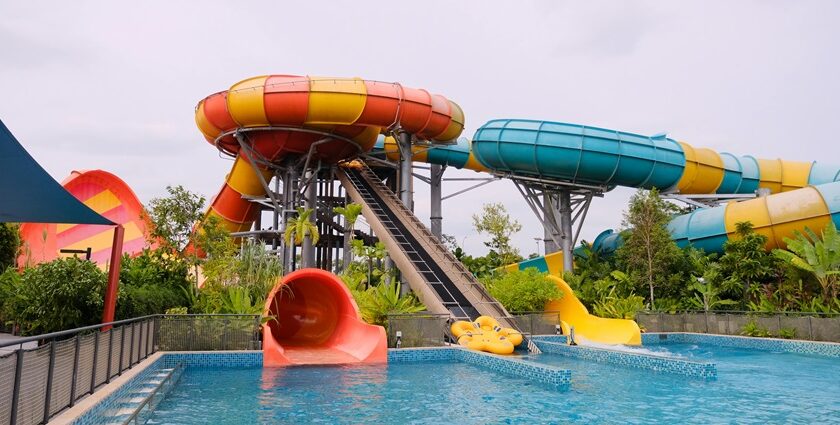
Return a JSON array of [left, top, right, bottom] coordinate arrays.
[[102, 224, 124, 330]]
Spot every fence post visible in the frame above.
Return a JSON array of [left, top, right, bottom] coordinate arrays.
[[90, 331, 100, 394], [69, 335, 81, 406], [704, 311, 709, 334], [106, 330, 114, 383], [118, 325, 125, 375], [138, 321, 144, 360], [10, 346, 24, 425], [808, 316, 813, 340], [222, 319, 229, 351], [43, 341, 56, 423], [129, 322, 135, 367], [153, 317, 159, 352]]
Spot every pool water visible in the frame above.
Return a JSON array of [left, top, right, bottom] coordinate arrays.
[[147, 344, 840, 424]]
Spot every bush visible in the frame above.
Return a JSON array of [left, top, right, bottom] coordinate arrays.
[[482, 268, 563, 313], [740, 320, 772, 338], [5, 257, 106, 335], [0, 223, 20, 271], [116, 249, 192, 319]]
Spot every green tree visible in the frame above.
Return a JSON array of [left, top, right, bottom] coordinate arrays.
[[0, 223, 20, 271], [773, 222, 840, 303], [334, 203, 363, 268], [616, 188, 681, 307], [4, 257, 105, 335], [284, 207, 320, 246], [146, 185, 206, 255], [472, 203, 522, 267], [482, 268, 563, 312], [719, 221, 778, 305]]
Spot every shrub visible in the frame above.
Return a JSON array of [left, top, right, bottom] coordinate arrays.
[[777, 328, 796, 339], [593, 294, 645, 319], [0, 223, 20, 271], [740, 319, 772, 338], [482, 268, 563, 313], [116, 249, 192, 319], [6, 257, 106, 335]]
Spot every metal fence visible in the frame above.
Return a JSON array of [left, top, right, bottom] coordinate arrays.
[[0, 314, 261, 425], [637, 311, 840, 342], [157, 315, 262, 351], [386, 314, 450, 348], [511, 311, 563, 336]]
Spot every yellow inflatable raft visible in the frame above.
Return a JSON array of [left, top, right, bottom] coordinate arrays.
[[450, 316, 523, 355]]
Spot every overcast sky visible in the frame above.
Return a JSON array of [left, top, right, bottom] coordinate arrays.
[[2, 1, 839, 257]]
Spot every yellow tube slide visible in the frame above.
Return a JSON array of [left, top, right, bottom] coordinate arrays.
[[545, 275, 642, 345]]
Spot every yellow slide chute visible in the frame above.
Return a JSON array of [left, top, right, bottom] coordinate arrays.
[[451, 316, 524, 355], [545, 275, 641, 345]]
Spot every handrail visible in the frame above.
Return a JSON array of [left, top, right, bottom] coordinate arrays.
[[0, 313, 262, 349], [120, 362, 185, 425], [0, 315, 158, 349], [638, 310, 840, 316]]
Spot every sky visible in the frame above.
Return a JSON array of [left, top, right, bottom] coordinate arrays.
[[2, 1, 839, 257]]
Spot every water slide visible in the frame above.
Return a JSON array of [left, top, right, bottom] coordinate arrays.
[[262, 268, 386, 367], [194, 75, 519, 363], [384, 118, 840, 344], [18, 169, 150, 267]]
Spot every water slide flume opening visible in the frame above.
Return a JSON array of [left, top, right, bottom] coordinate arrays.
[[262, 268, 387, 367], [451, 316, 524, 355]]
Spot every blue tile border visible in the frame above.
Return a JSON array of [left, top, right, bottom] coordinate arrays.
[[389, 347, 572, 390], [642, 332, 840, 358], [533, 339, 717, 380], [161, 351, 263, 368]]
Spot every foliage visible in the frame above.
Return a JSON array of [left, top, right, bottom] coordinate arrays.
[[719, 221, 778, 305], [454, 248, 510, 278], [356, 282, 425, 326], [349, 239, 390, 287], [0, 223, 20, 271], [165, 306, 188, 315], [740, 320, 772, 338], [145, 185, 205, 256], [616, 188, 682, 307], [284, 207, 320, 246], [220, 286, 264, 315], [778, 328, 796, 339], [482, 268, 563, 312], [3, 257, 106, 335], [593, 294, 645, 320], [687, 272, 738, 312], [773, 222, 840, 303], [472, 203, 523, 266], [116, 249, 192, 319], [334, 203, 363, 267]]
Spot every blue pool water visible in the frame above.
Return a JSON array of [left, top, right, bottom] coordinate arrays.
[[148, 344, 840, 424]]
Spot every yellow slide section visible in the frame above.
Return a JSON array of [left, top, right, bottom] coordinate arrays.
[[545, 275, 641, 345]]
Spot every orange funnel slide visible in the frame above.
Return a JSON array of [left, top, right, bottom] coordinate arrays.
[[262, 268, 387, 367]]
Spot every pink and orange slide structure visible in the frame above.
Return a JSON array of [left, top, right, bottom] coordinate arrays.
[[262, 268, 387, 367], [18, 169, 150, 267]]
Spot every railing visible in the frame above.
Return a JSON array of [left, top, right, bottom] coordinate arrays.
[[636, 310, 840, 342], [0, 314, 261, 425], [386, 313, 450, 348], [157, 314, 262, 351], [510, 311, 563, 336], [121, 362, 185, 425]]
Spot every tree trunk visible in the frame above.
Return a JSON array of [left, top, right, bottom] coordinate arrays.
[[342, 231, 351, 271]]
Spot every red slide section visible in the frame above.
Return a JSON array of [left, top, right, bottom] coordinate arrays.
[[262, 268, 387, 367]]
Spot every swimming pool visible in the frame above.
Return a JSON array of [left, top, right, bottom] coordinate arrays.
[[141, 340, 840, 424]]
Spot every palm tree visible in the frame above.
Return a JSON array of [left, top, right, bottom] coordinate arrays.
[[773, 222, 840, 303], [333, 203, 363, 270], [284, 207, 320, 246]]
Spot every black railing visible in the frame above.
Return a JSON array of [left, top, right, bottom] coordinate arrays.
[[0, 314, 261, 425]]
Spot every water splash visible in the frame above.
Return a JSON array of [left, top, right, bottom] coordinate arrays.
[[576, 337, 686, 359]]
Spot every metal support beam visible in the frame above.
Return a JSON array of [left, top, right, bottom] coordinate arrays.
[[558, 190, 574, 273], [430, 164, 444, 238], [397, 131, 414, 211], [301, 169, 317, 268]]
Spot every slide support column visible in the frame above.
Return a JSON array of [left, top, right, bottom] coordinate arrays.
[[302, 170, 317, 268], [430, 164, 443, 238], [398, 132, 414, 210], [559, 190, 574, 273]]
